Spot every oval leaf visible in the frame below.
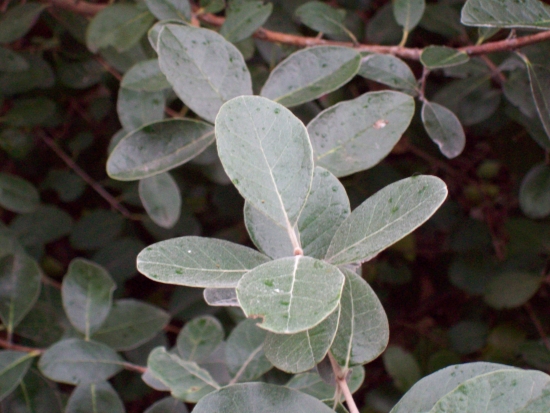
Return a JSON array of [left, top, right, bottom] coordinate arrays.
[[260, 46, 361, 108], [421, 46, 469, 69], [117, 87, 165, 131], [145, 0, 191, 21], [461, 0, 550, 30], [484, 271, 543, 309], [421, 101, 466, 159], [326, 176, 447, 265], [358, 54, 418, 96], [177, 315, 224, 362], [0, 47, 29, 73], [393, 0, 426, 34], [525, 59, 550, 141], [383, 346, 422, 392], [220, 1, 272, 43], [0, 173, 39, 214], [519, 163, 550, 219], [287, 367, 365, 400], [137, 236, 270, 288], [139, 172, 182, 229], [0, 351, 36, 401], [0, 3, 45, 44], [145, 397, 189, 413], [65, 381, 125, 413], [121, 59, 171, 92], [107, 119, 215, 181], [236, 256, 345, 334], [158, 24, 252, 123], [309, 91, 415, 177], [295, 2, 349, 37]]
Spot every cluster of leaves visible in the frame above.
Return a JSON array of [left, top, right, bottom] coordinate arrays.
[[0, 0, 550, 412]]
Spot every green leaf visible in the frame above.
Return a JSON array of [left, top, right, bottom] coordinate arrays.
[[0, 173, 40, 214], [421, 101, 466, 159], [448, 321, 488, 354], [524, 59, 550, 139], [358, 54, 418, 96], [389, 362, 516, 413], [330, 268, 389, 368], [92, 237, 145, 284], [0, 3, 45, 44], [225, 319, 272, 382], [147, 347, 219, 402], [0, 253, 41, 333], [137, 236, 270, 288], [309, 91, 415, 177], [107, 119, 215, 181], [193, 382, 336, 413], [41, 169, 85, 203], [0, 53, 54, 96], [203, 287, 239, 307], [139, 172, 182, 229], [420, 46, 469, 69], [70, 210, 124, 250], [295, 2, 349, 36], [158, 24, 252, 123], [200, 0, 225, 14], [484, 271, 543, 309], [177, 316, 224, 362], [461, 0, 550, 30], [519, 163, 550, 219], [236, 256, 345, 334], [326, 176, 447, 265], [263, 306, 339, 373], [0, 351, 36, 402], [3, 97, 56, 128], [383, 346, 422, 392], [245, 167, 350, 260], [428, 369, 550, 413], [91, 299, 169, 351], [58, 59, 104, 90], [62, 258, 116, 338], [0, 47, 29, 72], [65, 381, 125, 413], [121, 59, 171, 92], [287, 366, 364, 400], [86, 4, 155, 53], [38, 338, 124, 385], [260, 46, 360, 107], [145, 397, 189, 413], [393, 0, 426, 33], [419, 4, 464, 38], [216, 96, 313, 245], [117, 87, 165, 132], [220, 1, 272, 43], [9, 205, 72, 248], [145, 0, 191, 21]]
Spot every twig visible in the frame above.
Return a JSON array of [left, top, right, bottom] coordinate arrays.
[[524, 302, 550, 352], [121, 361, 147, 374], [0, 337, 45, 354], [328, 352, 360, 413], [36, 129, 140, 221], [478, 54, 506, 86], [95, 56, 122, 81], [47, 0, 105, 16]]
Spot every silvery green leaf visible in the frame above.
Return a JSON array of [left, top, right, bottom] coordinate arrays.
[[177, 316, 224, 362], [330, 268, 388, 368], [519, 163, 550, 219], [295, 1, 348, 37], [420, 46, 469, 69], [144, 397, 188, 413], [0, 253, 41, 333], [117, 87, 165, 132], [158, 24, 252, 123], [0, 351, 36, 401], [421, 101, 466, 159], [220, 1, 272, 43], [137, 236, 270, 288], [107, 119, 215, 181], [383, 346, 422, 392], [216, 96, 313, 246], [0, 3, 46, 44], [193, 383, 336, 413], [287, 366, 364, 400], [419, 4, 464, 38], [147, 347, 219, 402], [326, 176, 447, 265], [309, 91, 415, 178], [358, 54, 418, 96], [9, 205, 72, 248], [61, 258, 116, 338], [390, 362, 517, 413], [263, 306, 339, 373], [225, 319, 271, 382], [260, 46, 361, 108], [204, 288, 239, 307], [145, 0, 191, 21], [148, 20, 187, 52], [461, 0, 550, 30], [484, 271, 543, 309], [139, 172, 182, 229], [244, 167, 350, 260], [38, 338, 124, 385], [0, 47, 29, 72], [393, 0, 426, 33], [0, 173, 39, 214], [236, 256, 344, 334], [91, 299, 170, 351], [121, 59, 171, 92], [65, 381, 125, 413], [524, 59, 550, 138]]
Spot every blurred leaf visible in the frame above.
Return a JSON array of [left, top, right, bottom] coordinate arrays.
[[331, 268, 389, 368], [236, 256, 344, 334], [65, 381, 125, 413], [158, 24, 252, 123], [58, 59, 104, 89], [137, 236, 269, 288], [62, 258, 116, 338], [0, 351, 36, 402], [461, 0, 550, 30], [107, 119, 215, 181], [220, 1, 272, 43], [358, 54, 418, 96], [38, 338, 124, 385], [225, 319, 272, 382], [92, 237, 145, 283], [421, 100, 466, 159], [261, 46, 360, 107], [139, 172, 182, 229], [177, 316, 224, 362], [484, 271, 543, 309], [145, 0, 191, 21], [503, 68, 538, 118], [121, 59, 171, 92], [478, 26, 500, 43], [0, 129, 33, 159], [309, 91, 415, 177], [144, 396, 189, 413], [519, 163, 550, 219], [70, 210, 124, 250], [287, 366, 364, 400], [0, 253, 41, 333], [393, 0, 425, 34], [41, 169, 85, 203], [427, 350, 461, 374], [419, 4, 464, 38], [448, 321, 488, 354], [0, 47, 29, 72], [383, 346, 421, 392], [86, 4, 155, 53], [524, 59, 550, 139], [487, 325, 526, 358], [0, 3, 45, 44], [448, 252, 496, 294], [0, 54, 54, 96], [117, 87, 165, 132], [3, 97, 56, 127], [295, 2, 349, 37], [421, 46, 469, 69], [521, 341, 550, 371], [0, 173, 39, 214], [200, 0, 225, 13], [366, 3, 402, 45]]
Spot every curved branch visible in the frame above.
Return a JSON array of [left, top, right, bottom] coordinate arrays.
[[48, 0, 105, 16]]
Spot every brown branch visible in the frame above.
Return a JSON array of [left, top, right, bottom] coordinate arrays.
[[47, 0, 106, 16], [0, 337, 45, 354], [328, 352, 360, 413]]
